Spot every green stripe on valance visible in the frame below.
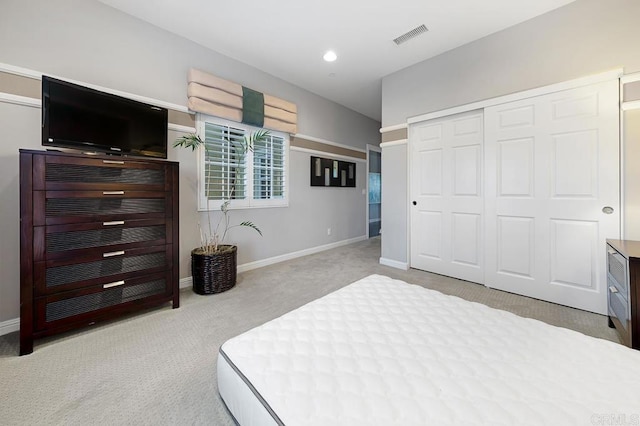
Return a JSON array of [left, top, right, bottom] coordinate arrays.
[[242, 86, 264, 127]]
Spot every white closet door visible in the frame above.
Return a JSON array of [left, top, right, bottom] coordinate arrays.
[[410, 110, 484, 283], [484, 79, 619, 314]]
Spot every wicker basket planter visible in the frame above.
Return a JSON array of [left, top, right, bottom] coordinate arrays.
[[191, 245, 237, 294]]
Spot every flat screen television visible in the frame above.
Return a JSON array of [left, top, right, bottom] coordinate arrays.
[[42, 75, 168, 159]]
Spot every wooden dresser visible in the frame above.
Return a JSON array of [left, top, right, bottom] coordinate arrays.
[[19, 149, 179, 355]]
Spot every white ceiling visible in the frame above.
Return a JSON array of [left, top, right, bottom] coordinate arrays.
[[98, 0, 576, 122]]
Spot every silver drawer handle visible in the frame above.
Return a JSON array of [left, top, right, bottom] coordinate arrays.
[[103, 191, 125, 195], [103, 280, 125, 289], [103, 221, 125, 226], [103, 250, 125, 258], [103, 160, 125, 165], [609, 286, 619, 294]]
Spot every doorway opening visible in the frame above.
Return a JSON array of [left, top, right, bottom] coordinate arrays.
[[368, 146, 381, 238]]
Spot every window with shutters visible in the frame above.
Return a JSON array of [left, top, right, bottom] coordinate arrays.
[[253, 133, 286, 200], [197, 116, 288, 210]]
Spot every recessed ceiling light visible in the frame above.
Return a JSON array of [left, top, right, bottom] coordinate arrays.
[[323, 50, 337, 62]]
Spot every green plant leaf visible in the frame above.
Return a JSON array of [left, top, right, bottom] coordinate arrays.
[[244, 129, 271, 152], [238, 221, 262, 236], [173, 134, 204, 151]]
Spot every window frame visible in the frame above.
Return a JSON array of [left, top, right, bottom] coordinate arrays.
[[196, 115, 289, 211]]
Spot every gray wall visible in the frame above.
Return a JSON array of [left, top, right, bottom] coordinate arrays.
[[624, 109, 640, 240], [0, 0, 379, 324], [380, 0, 640, 266], [382, 0, 640, 127], [0, 102, 40, 326], [380, 144, 407, 264], [174, 138, 367, 276]]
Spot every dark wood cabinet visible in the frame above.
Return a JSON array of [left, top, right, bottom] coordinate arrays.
[[606, 239, 640, 349], [19, 149, 180, 355]]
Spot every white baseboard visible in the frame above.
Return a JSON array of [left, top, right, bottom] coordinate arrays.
[[379, 257, 409, 270], [179, 235, 369, 286], [238, 235, 368, 273], [179, 277, 192, 289], [0, 317, 19, 336]]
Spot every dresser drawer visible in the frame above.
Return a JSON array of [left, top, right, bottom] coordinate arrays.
[[607, 247, 628, 300], [34, 245, 172, 295], [609, 275, 630, 334], [33, 190, 172, 226], [34, 271, 171, 330], [34, 219, 171, 261], [34, 154, 170, 191]]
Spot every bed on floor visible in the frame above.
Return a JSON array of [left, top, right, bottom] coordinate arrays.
[[217, 274, 640, 425]]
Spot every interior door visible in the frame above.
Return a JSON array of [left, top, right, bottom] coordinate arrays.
[[410, 110, 484, 283], [484, 79, 619, 314]]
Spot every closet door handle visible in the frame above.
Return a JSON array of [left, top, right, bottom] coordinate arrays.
[[412, 201, 417, 206]]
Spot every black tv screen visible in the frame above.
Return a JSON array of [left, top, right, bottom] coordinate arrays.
[[42, 76, 168, 159]]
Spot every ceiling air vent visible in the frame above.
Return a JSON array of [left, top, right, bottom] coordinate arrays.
[[393, 24, 428, 46]]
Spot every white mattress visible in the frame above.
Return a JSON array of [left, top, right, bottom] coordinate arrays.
[[218, 274, 640, 425]]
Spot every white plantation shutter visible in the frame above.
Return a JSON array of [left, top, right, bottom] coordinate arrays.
[[198, 116, 288, 209], [253, 134, 285, 200], [204, 122, 247, 200]]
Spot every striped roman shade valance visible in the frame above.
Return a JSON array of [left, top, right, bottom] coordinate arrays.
[[187, 68, 298, 134]]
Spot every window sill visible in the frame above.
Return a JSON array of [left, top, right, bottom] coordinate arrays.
[[197, 202, 289, 212]]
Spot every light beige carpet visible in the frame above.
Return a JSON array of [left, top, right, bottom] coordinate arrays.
[[0, 237, 619, 425]]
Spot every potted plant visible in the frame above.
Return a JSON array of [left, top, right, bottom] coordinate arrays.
[[174, 129, 269, 294]]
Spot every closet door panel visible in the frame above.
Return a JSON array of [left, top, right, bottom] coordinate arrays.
[[484, 79, 619, 314], [410, 110, 484, 284]]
